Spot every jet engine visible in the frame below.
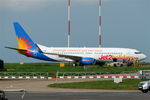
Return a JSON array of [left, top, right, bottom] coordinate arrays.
[[80, 58, 95, 65]]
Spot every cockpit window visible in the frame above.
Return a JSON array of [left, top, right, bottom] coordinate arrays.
[[135, 52, 142, 54]]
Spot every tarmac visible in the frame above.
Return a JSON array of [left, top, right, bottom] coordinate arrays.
[[6, 92, 150, 100], [0, 79, 149, 100], [0, 79, 118, 92]]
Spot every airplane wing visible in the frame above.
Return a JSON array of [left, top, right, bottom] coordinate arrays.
[[43, 52, 82, 61]]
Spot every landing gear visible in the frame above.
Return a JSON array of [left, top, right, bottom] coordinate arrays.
[[113, 58, 117, 62], [95, 62, 105, 66], [127, 62, 133, 66]]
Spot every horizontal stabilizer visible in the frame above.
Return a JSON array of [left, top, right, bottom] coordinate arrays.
[[5, 47, 27, 52]]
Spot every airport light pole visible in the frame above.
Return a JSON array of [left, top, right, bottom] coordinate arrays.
[[99, 0, 102, 47], [68, 0, 71, 48]]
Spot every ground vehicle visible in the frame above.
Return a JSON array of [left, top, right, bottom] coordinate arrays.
[[107, 62, 125, 67], [138, 80, 150, 93], [138, 70, 150, 79], [0, 89, 26, 100], [0, 90, 8, 100]]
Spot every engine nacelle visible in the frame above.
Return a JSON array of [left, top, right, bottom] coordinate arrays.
[[80, 58, 95, 65]]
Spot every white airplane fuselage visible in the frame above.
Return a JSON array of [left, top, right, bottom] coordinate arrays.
[[38, 44, 146, 63]]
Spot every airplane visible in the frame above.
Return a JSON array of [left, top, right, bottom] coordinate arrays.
[[6, 22, 147, 66]]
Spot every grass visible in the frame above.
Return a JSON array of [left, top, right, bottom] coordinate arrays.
[[4, 63, 150, 73], [48, 79, 149, 90], [3, 63, 150, 90], [140, 62, 150, 65]]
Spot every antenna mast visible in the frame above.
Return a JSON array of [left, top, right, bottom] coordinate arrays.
[[68, 0, 71, 47], [99, 0, 102, 47]]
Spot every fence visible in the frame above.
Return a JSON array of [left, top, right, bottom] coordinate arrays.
[[0, 72, 139, 80]]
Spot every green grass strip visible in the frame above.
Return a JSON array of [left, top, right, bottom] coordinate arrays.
[[4, 63, 150, 73], [48, 79, 149, 90]]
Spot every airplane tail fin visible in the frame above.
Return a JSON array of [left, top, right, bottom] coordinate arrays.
[[13, 22, 42, 53]]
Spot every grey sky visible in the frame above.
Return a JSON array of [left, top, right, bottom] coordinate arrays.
[[0, 0, 149, 63]]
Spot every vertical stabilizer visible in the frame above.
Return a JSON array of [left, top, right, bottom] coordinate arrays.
[[13, 22, 42, 52]]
